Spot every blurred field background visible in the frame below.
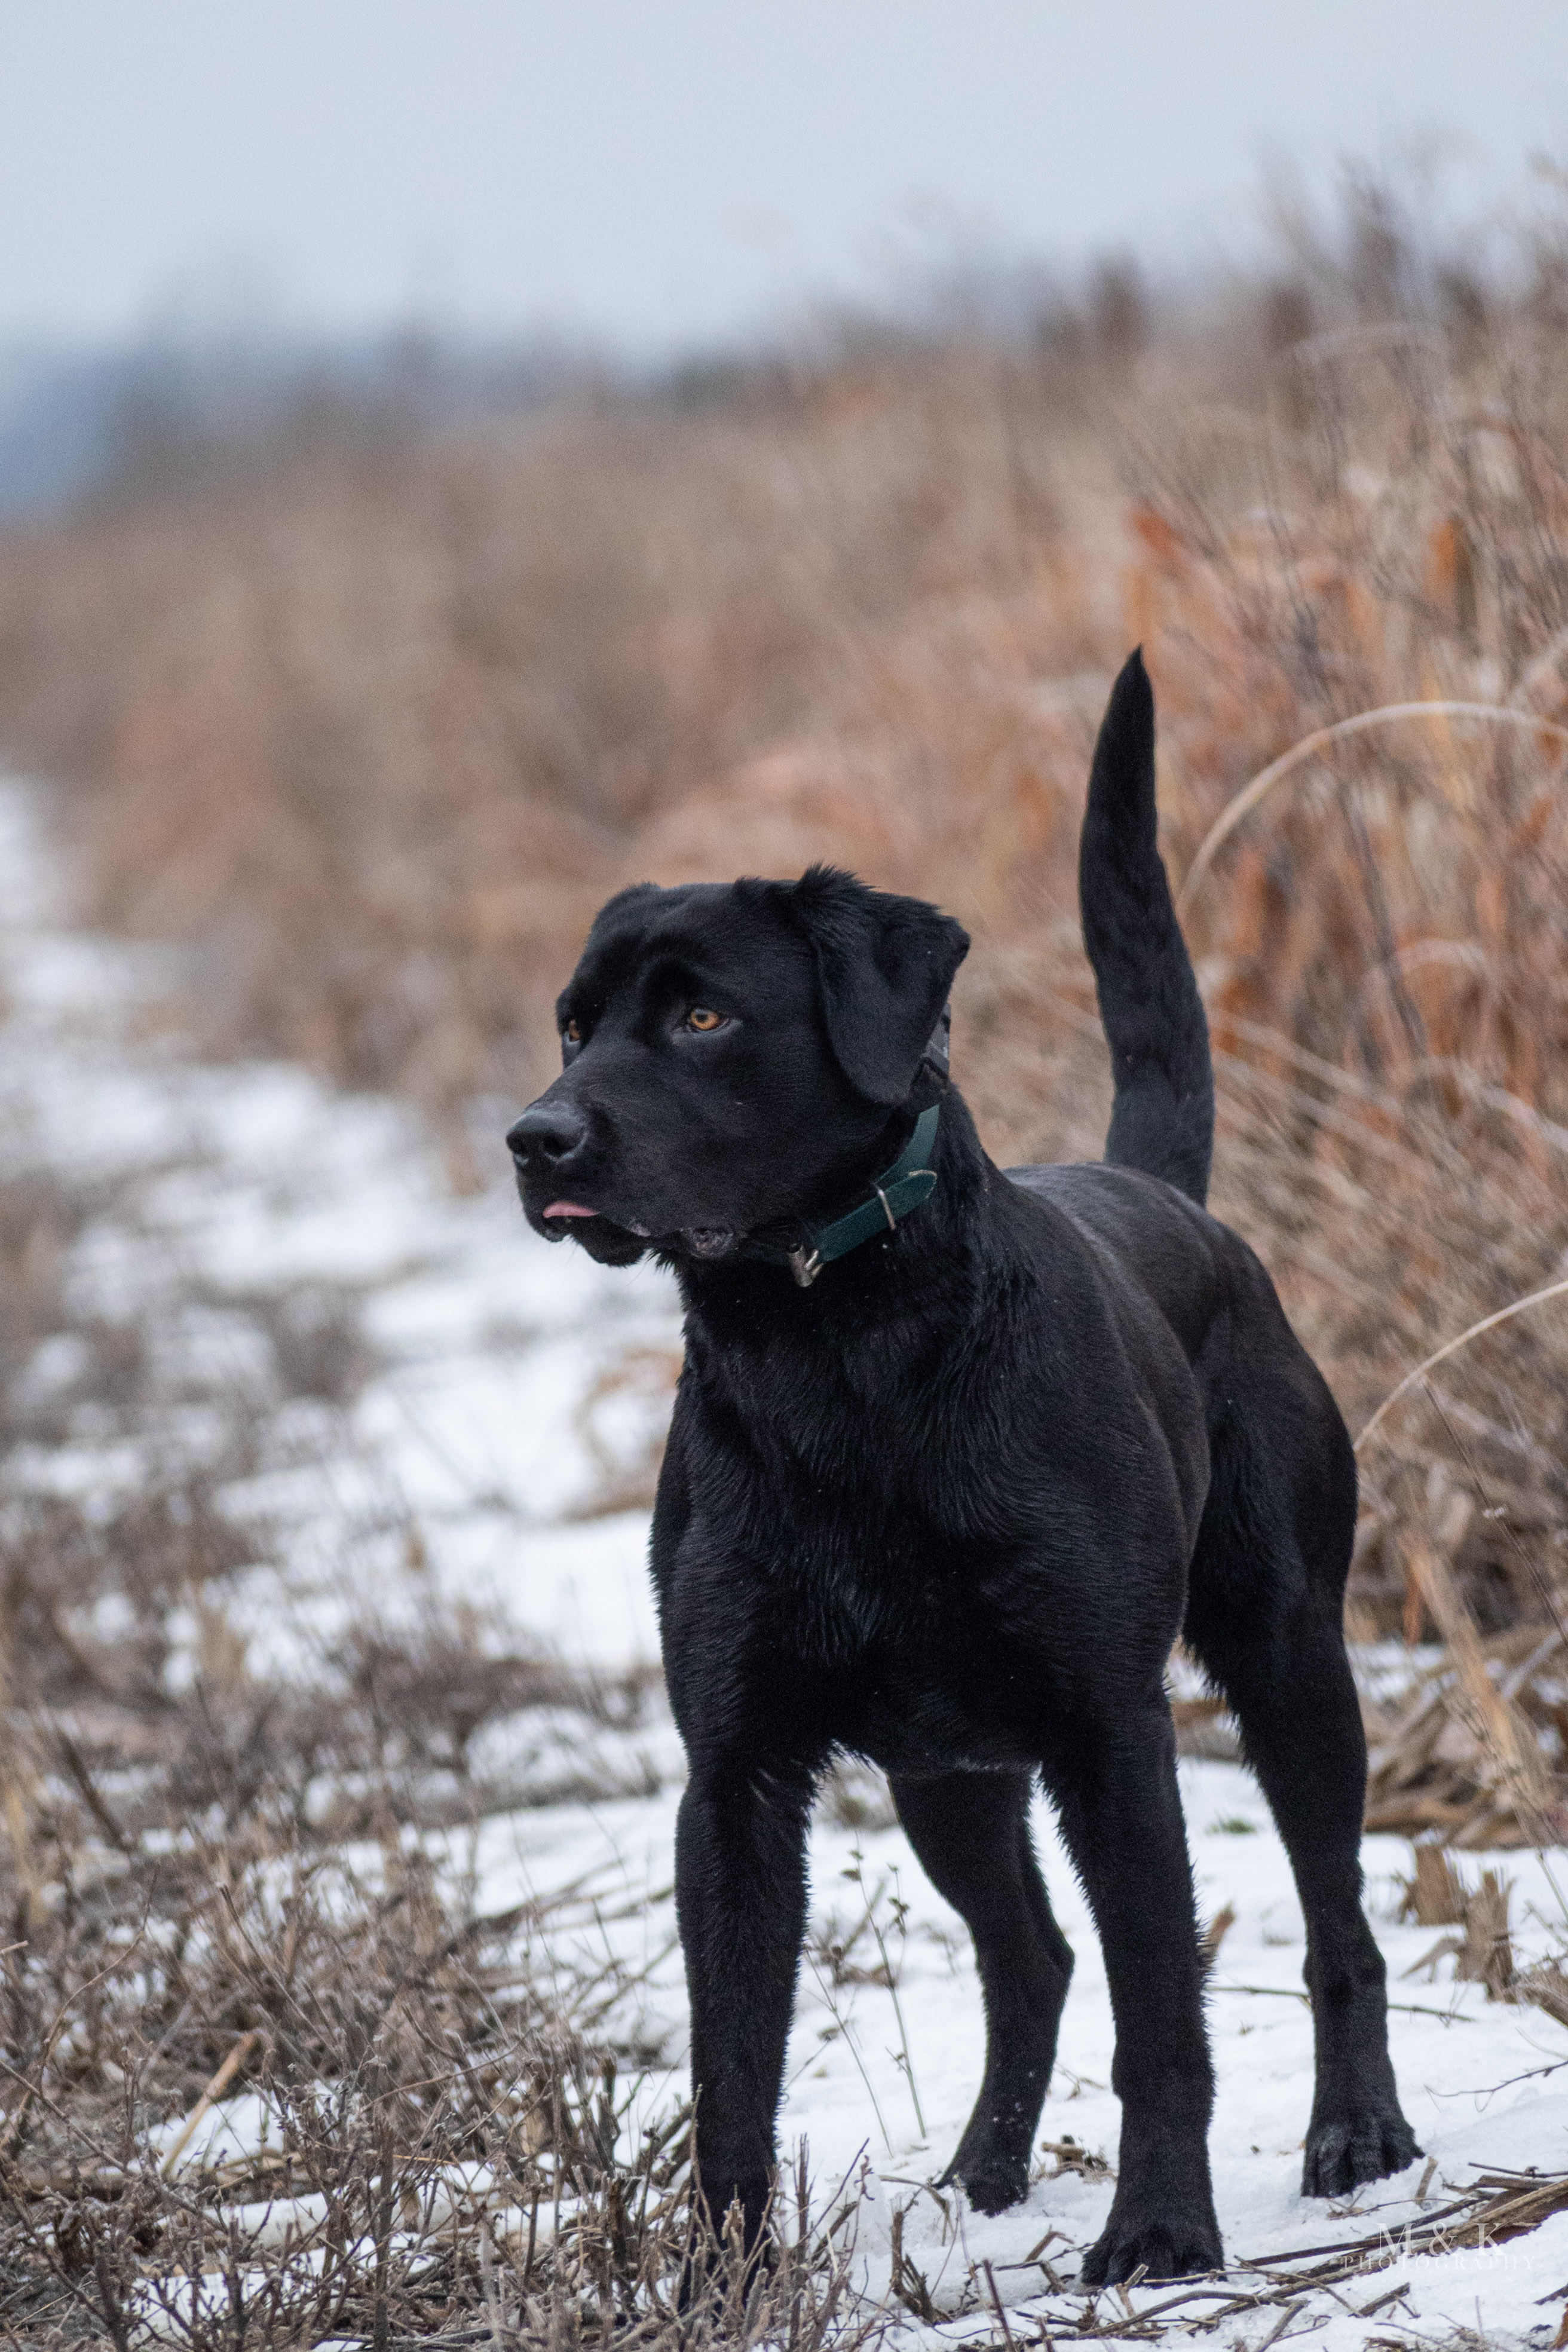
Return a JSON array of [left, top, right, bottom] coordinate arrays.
[[5, 171, 1568, 1664], [6, 4, 1568, 2336], [7, 71, 1568, 2325]]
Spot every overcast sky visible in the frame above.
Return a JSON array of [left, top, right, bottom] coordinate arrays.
[[2, 2, 1565, 356]]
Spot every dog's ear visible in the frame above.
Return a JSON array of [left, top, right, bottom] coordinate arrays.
[[789, 866, 969, 1105]]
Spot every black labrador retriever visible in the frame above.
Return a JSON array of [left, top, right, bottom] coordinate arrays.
[[507, 653, 1418, 2283]]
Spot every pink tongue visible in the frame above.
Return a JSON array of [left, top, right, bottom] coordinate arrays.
[[544, 1200, 596, 1219]]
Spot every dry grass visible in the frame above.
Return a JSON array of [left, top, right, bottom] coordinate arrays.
[[0, 1128, 900, 2348], [0, 1731, 886, 2350], [0, 349, 1125, 1142]]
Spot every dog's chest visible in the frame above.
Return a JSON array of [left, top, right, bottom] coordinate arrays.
[[770, 1521, 945, 1661], [760, 1525, 1052, 1768]]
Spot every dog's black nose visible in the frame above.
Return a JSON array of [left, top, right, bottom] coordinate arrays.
[[507, 1102, 588, 1164]]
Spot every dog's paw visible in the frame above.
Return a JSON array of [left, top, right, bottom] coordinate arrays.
[[1302, 2108, 1421, 2198], [953, 2149, 1031, 2218], [1081, 2199, 1223, 2286], [938, 2111, 1035, 2218]]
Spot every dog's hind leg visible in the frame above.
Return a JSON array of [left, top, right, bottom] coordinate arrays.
[[1045, 1693, 1223, 2284], [1183, 1365, 1421, 2199], [890, 1768, 1072, 2215]]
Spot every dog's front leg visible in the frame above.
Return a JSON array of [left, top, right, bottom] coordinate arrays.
[[676, 1757, 814, 2247], [1048, 1696, 1223, 2285]]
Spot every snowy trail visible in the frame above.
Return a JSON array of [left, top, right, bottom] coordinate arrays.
[[4, 776, 1568, 2345]]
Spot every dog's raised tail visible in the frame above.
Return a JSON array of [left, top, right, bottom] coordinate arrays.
[[1078, 649, 1214, 1207]]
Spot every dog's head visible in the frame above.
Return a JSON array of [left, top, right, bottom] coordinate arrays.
[[507, 866, 969, 1264]]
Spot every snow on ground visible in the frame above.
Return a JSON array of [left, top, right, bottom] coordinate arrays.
[[0, 778, 681, 1681], [4, 774, 1568, 2344]]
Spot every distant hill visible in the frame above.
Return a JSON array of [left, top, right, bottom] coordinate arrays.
[[0, 332, 590, 517]]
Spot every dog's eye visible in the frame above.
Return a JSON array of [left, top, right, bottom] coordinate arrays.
[[685, 1007, 727, 1033], [561, 1018, 581, 1052]]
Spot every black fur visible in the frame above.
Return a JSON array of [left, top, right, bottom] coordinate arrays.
[[506, 651, 1418, 2284], [1081, 652, 1215, 1206]]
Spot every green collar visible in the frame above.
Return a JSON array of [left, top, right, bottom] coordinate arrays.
[[786, 1103, 941, 1288]]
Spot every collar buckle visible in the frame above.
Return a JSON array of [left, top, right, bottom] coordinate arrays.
[[790, 1101, 942, 1287], [788, 1242, 823, 1288]]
